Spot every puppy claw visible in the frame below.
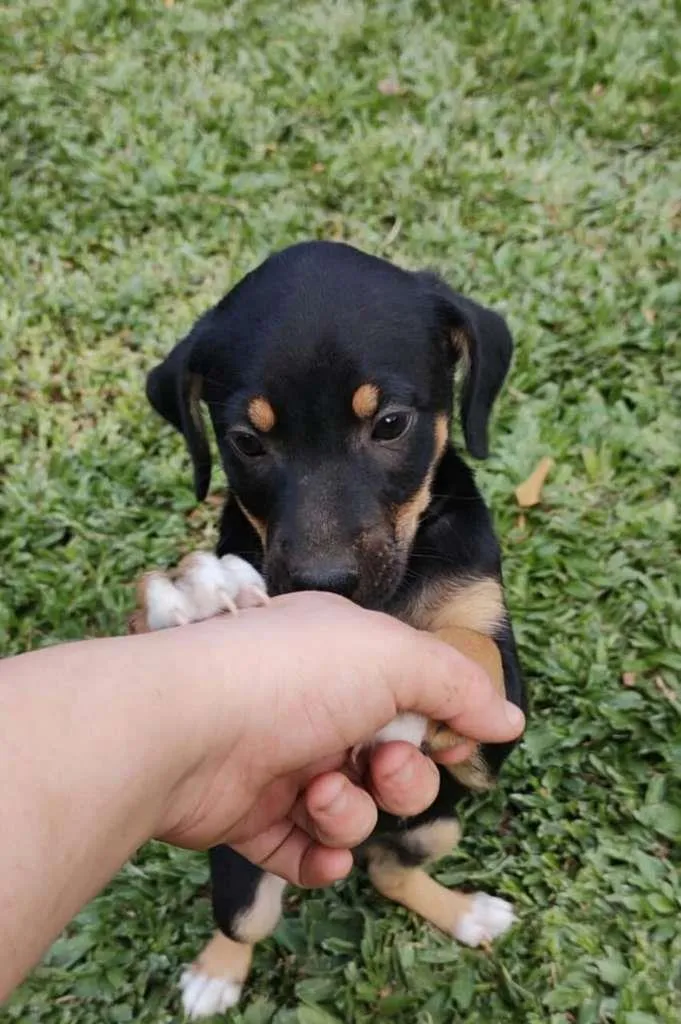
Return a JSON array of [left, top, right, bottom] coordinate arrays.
[[453, 893, 516, 947], [235, 584, 270, 609], [217, 588, 240, 616]]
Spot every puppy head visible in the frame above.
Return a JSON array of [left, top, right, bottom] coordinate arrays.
[[147, 242, 512, 607]]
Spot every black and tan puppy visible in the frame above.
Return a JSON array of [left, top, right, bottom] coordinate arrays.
[[135, 241, 526, 1018]]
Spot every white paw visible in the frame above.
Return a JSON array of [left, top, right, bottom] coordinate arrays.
[[219, 554, 270, 608], [145, 572, 192, 630], [453, 893, 516, 947], [179, 969, 242, 1019], [373, 713, 429, 748], [143, 553, 268, 631]]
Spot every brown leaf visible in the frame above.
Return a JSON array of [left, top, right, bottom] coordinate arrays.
[[622, 671, 637, 688], [378, 78, 405, 96], [311, 162, 325, 173], [643, 308, 656, 325], [591, 83, 605, 97], [205, 492, 226, 507], [515, 456, 554, 508], [654, 676, 678, 703]]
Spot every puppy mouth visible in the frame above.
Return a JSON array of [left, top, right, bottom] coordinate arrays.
[[263, 549, 407, 610]]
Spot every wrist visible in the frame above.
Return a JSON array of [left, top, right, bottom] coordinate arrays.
[[133, 620, 247, 842]]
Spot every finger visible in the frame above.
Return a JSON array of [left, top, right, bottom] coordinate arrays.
[[387, 634, 526, 744], [369, 742, 440, 816], [270, 594, 525, 746], [299, 845, 354, 888], [232, 822, 353, 887], [293, 772, 378, 849]]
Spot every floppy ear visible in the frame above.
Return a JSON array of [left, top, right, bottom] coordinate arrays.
[[419, 273, 513, 458], [146, 317, 213, 501]]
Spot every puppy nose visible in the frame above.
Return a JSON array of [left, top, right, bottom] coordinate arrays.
[[289, 566, 359, 598]]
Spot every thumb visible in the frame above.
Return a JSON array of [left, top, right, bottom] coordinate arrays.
[[381, 629, 525, 744]]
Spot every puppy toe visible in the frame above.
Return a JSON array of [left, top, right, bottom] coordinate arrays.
[[141, 573, 191, 631], [453, 893, 516, 947], [176, 552, 240, 621], [179, 968, 242, 1019], [220, 554, 269, 608]]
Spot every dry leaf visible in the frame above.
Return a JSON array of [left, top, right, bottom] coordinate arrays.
[[622, 671, 637, 688], [515, 456, 554, 508], [643, 308, 656, 325], [164, 0, 174, 7], [654, 676, 678, 703], [312, 162, 325, 173], [591, 83, 605, 97], [378, 78, 405, 96]]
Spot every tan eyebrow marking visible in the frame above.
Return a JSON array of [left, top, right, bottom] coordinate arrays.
[[247, 397, 276, 432], [352, 383, 380, 419]]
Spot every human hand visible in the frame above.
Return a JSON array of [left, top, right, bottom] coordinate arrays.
[[149, 592, 524, 885]]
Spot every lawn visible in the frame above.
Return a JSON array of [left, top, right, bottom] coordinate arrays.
[[1, 0, 680, 1021]]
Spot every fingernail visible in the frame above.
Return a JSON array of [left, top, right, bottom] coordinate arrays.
[[505, 702, 525, 730], [390, 757, 414, 787], [318, 778, 348, 816]]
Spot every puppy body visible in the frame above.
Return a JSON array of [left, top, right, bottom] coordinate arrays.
[[141, 241, 526, 1017]]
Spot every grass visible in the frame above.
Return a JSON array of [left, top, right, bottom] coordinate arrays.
[[1, 0, 680, 1021]]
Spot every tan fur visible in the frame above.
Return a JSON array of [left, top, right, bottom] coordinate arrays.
[[233, 872, 286, 944], [432, 625, 504, 694], [433, 412, 449, 459], [367, 842, 474, 937], [169, 551, 204, 579], [247, 396, 276, 432], [400, 819, 462, 862], [352, 383, 380, 419], [128, 574, 155, 634], [192, 930, 253, 984], [394, 479, 433, 546], [405, 577, 504, 636], [235, 496, 267, 547], [393, 413, 449, 546], [423, 622, 504, 791], [399, 579, 506, 792]]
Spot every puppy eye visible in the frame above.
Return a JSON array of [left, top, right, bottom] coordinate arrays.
[[371, 411, 413, 443], [229, 431, 267, 458]]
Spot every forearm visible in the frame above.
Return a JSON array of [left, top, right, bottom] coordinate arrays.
[[0, 632, 202, 999]]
